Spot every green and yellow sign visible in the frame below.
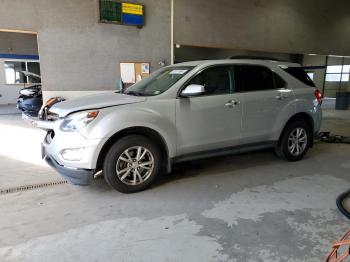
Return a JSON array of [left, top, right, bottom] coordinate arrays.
[[122, 3, 143, 15], [100, 0, 144, 27]]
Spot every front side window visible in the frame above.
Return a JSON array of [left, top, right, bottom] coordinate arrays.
[[187, 66, 232, 96], [235, 65, 274, 92], [125, 66, 193, 96]]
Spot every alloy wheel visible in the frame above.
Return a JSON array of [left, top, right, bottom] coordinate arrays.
[[116, 146, 154, 186], [288, 127, 308, 156]]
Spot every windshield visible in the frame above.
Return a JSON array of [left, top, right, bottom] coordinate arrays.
[[124, 66, 194, 96]]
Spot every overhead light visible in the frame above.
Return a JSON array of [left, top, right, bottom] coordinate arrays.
[[328, 55, 349, 58], [175, 44, 181, 48], [308, 54, 317, 56]]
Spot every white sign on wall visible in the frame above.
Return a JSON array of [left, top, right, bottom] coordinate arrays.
[[120, 63, 136, 83]]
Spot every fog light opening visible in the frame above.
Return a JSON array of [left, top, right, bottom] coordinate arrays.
[[61, 148, 85, 161]]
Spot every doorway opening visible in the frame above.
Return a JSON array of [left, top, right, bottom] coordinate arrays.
[[0, 30, 40, 115]]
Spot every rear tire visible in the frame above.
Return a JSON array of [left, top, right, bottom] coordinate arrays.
[[275, 121, 311, 161], [103, 135, 161, 193]]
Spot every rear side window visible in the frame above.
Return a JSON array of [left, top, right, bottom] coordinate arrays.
[[234, 65, 274, 92], [282, 67, 315, 87]]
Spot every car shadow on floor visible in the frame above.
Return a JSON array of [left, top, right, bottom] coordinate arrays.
[[88, 148, 283, 192], [156, 149, 281, 186]]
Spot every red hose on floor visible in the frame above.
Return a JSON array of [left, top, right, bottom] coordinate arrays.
[[325, 229, 350, 262]]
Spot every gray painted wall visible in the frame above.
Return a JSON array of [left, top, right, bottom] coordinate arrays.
[[0, 32, 38, 55], [0, 0, 171, 93], [174, 0, 350, 56]]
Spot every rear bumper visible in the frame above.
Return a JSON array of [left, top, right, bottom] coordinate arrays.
[[44, 154, 94, 185]]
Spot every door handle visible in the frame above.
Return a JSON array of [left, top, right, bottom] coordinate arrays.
[[225, 100, 240, 107], [275, 93, 286, 100]]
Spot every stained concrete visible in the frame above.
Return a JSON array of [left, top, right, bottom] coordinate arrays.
[[0, 105, 20, 115], [0, 109, 349, 261]]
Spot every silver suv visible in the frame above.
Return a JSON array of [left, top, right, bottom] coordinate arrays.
[[36, 59, 323, 193]]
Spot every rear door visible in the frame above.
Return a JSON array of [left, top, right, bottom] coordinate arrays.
[[235, 64, 294, 144]]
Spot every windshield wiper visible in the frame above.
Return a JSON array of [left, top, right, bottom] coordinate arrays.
[[124, 91, 144, 96]]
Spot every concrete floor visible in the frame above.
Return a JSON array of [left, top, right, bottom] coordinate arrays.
[[0, 105, 349, 261]]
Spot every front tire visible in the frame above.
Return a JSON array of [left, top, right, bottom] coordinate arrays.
[[103, 135, 161, 193], [275, 121, 311, 161]]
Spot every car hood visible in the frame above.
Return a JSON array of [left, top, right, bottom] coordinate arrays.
[[49, 92, 147, 117]]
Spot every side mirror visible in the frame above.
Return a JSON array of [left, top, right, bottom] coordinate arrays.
[[180, 84, 205, 97]]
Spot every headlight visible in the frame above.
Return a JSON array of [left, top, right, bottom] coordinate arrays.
[[61, 110, 99, 132]]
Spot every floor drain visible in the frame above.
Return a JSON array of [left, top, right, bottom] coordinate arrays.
[[0, 180, 68, 195]]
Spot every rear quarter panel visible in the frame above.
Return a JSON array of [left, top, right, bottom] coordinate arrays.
[[292, 87, 322, 133], [270, 66, 322, 139]]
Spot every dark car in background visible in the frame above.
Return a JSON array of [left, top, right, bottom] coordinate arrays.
[[16, 71, 42, 117]]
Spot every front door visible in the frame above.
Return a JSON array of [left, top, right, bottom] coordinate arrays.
[[175, 66, 242, 156]]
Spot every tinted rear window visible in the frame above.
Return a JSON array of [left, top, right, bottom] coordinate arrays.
[[282, 67, 315, 87], [273, 72, 286, 89], [235, 65, 274, 92]]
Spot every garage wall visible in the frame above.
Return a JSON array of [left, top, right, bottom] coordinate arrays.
[[0, 0, 171, 98], [174, 0, 350, 56], [1, 0, 349, 102], [0, 32, 38, 55]]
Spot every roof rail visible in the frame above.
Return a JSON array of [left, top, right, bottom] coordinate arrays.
[[228, 55, 289, 62]]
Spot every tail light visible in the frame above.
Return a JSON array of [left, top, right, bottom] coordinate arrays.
[[314, 89, 323, 105]]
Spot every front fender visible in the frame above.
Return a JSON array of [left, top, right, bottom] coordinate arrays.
[[81, 103, 177, 158]]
